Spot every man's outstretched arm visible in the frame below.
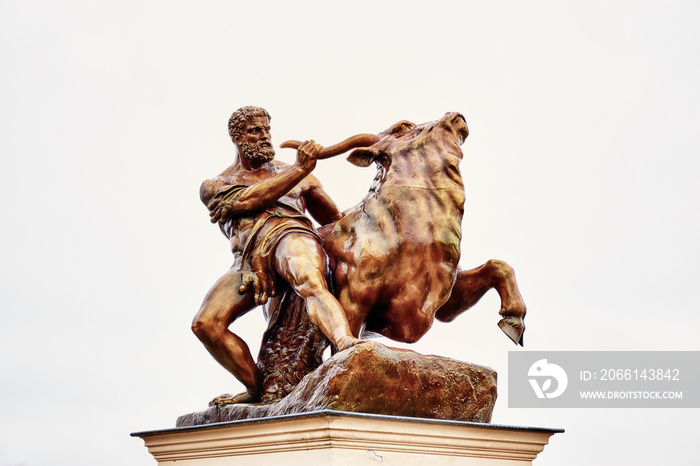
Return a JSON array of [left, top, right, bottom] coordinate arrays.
[[209, 140, 322, 224]]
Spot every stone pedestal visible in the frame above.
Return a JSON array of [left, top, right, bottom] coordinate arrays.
[[132, 410, 562, 465]]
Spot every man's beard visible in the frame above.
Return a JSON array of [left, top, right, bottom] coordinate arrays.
[[240, 140, 275, 164]]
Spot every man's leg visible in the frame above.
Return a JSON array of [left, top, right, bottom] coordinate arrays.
[[274, 234, 360, 351], [191, 268, 263, 402]]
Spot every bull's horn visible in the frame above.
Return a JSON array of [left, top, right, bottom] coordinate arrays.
[[280, 133, 379, 159]]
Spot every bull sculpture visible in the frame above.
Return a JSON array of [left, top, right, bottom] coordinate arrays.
[[257, 112, 526, 401]]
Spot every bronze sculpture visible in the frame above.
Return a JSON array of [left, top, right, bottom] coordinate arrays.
[[192, 106, 361, 404], [283, 111, 526, 347], [192, 106, 526, 408]]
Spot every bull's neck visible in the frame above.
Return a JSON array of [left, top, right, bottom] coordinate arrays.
[[376, 144, 464, 193], [362, 147, 465, 244]]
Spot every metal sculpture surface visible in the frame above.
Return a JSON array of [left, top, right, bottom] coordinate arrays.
[[193, 106, 526, 405], [283, 112, 526, 346], [192, 107, 360, 404]]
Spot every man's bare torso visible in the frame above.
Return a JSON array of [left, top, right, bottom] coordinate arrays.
[[201, 159, 313, 256]]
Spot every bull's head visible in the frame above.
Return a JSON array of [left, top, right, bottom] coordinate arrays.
[[345, 112, 468, 168], [280, 112, 468, 167]]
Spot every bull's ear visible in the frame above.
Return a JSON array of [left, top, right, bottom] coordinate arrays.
[[347, 148, 379, 167]]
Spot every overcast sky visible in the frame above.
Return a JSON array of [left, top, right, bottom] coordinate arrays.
[[1, 1, 699, 465]]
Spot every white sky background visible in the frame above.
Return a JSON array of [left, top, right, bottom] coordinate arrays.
[[1, 1, 699, 464]]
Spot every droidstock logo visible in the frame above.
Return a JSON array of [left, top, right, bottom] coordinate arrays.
[[528, 359, 568, 399]]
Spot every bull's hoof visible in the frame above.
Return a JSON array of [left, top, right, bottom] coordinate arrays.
[[498, 316, 525, 346]]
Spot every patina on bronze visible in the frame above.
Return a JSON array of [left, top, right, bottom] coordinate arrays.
[[191, 107, 526, 412], [282, 112, 526, 346], [177, 341, 497, 426], [192, 106, 364, 405]]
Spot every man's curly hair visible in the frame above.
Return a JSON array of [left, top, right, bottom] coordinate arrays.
[[228, 106, 271, 142]]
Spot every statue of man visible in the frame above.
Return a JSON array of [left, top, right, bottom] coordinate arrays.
[[192, 106, 360, 403]]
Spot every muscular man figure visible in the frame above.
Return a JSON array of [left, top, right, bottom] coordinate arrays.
[[192, 106, 360, 403]]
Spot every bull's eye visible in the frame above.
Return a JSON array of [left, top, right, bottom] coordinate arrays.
[[391, 120, 415, 134]]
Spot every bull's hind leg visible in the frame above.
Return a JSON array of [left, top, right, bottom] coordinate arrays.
[[435, 260, 526, 345]]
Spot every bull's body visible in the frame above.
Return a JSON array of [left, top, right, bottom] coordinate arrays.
[[320, 113, 469, 343], [258, 112, 525, 401], [282, 111, 525, 348]]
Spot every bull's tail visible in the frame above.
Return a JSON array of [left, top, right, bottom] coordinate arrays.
[[257, 285, 329, 403]]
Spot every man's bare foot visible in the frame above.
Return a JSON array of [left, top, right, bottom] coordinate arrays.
[[208, 391, 258, 407]]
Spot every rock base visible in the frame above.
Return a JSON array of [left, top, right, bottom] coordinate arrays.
[[177, 341, 497, 427]]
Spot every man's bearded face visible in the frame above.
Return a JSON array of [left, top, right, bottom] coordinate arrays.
[[239, 139, 275, 163], [236, 115, 275, 164]]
